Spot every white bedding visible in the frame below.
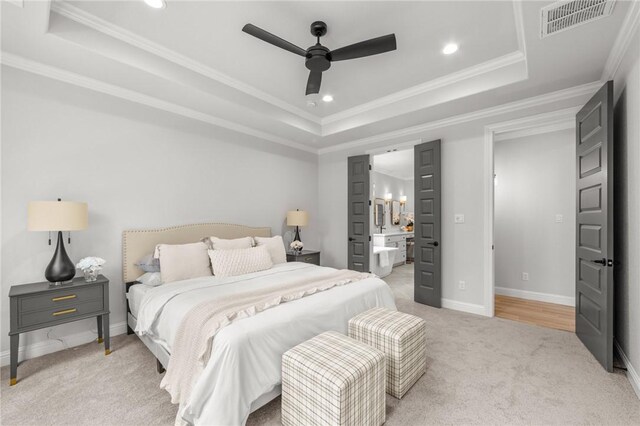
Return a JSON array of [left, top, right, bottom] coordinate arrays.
[[127, 283, 151, 318], [135, 262, 396, 426]]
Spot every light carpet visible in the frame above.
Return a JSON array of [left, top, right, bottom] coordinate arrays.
[[1, 264, 639, 425]]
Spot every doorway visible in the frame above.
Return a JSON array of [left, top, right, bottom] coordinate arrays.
[[492, 127, 577, 332], [369, 149, 415, 297]]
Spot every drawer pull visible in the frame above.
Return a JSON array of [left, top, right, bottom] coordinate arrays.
[[52, 294, 77, 302], [304, 257, 313, 262], [52, 308, 77, 316]]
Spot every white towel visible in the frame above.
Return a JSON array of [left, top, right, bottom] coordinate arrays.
[[379, 250, 390, 267]]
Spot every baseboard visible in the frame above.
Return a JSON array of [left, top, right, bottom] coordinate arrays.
[[495, 286, 575, 306], [615, 340, 640, 400], [442, 298, 487, 316], [0, 321, 127, 367]]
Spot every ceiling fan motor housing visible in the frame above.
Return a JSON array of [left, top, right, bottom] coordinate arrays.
[[306, 45, 331, 71]]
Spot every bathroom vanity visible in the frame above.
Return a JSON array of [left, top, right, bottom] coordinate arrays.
[[373, 232, 414, 266]]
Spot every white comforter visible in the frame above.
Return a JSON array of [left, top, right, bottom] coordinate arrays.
[[135, 262, 396, 426]]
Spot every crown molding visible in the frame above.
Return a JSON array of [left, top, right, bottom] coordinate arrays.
[[50, 1, 322, 126], [493, 120, 574, 142], [602, 0, 640, 81], [318, 81, 600, 155], [1, 52, 318, 154], [320, 51, 526, 127], [492, 111, 577, 141]]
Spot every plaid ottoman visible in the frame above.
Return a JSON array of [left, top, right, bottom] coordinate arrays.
[[281, 331, 386, 426], [349, 307, 426, 399]]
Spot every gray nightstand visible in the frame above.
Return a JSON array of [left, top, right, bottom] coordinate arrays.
[[8, 275, 110, 386], [286, 250, 321, 265]]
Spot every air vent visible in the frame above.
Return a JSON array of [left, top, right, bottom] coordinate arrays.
[[541, 0, 616, 38]]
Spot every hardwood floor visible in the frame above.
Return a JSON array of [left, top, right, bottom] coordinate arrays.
[[495, 295, 575, 332]]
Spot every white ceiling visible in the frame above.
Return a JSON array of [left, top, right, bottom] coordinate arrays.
[[1, 0, 636, 153], [373, 149, 414, 180]]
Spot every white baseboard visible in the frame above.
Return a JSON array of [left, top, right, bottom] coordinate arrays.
[[0, 321, 127, 367], [615, 340, 640, 400], [442, 298, 487, 317], [495, 286, 575, 306]]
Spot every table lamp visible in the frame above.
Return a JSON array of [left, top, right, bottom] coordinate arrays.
[[287, 209, 309, 243], [28, 199, 88, 284]]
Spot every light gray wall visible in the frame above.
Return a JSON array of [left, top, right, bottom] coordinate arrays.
[[613, 24, 640, 389], [1, 68, 319, 356], [494, 129, 575, 301], [370, 171, 413, 232]]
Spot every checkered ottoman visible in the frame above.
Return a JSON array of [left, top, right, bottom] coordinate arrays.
[[349, 308, 426, 399], [281, 331, 386, 426]]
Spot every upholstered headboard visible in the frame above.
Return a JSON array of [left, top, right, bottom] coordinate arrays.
[[122, 223, 271, 283]]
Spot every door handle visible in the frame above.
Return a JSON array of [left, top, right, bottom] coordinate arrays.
[[427, 241, 439, 247], [348, 237, 355, 241], [592, 258, 606, 265]]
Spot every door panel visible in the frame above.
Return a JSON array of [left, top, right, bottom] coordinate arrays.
[[575, 80, 614, 372], [348, 155, 370, 272], [414, 140, 442, 307]]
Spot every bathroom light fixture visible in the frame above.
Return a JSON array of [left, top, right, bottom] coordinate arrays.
[[442, 43, 458, 55], [144, 0, 166, 9], [384, 193, 393, 206], [322, 94, 333, 102], [400, 195, 407, 207]]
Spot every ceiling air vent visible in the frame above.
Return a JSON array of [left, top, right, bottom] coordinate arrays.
[[541, 0, 616, 38]]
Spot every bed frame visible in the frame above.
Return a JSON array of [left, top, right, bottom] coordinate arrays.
[[122, 223, 271, 376]]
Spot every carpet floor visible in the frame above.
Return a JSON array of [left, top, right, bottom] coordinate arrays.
[[2, 264, 639, 425]]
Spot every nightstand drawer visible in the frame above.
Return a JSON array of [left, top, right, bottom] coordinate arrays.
[[286, 251, 320, 266], [19, 285, 103, 313], [19, 299, 105, 329]]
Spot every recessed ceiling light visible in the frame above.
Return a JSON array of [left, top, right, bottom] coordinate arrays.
[[144, 0, 166, 9], [442, 43, 458, 55], [322, 94, 333, 103], [307, 101, 317, 108]]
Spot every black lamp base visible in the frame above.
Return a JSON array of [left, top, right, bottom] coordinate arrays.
[[293, 226, 302, 243], [45, 231, 76, 284]]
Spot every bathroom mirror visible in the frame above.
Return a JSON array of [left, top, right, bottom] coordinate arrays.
[[391, 200, 401, 225], [374, 198, 385, 227]]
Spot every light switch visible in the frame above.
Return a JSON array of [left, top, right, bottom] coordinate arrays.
[[454, 214, 465, 224], [555, 214, 563, 223]]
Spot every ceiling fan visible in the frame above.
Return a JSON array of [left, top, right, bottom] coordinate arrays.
[[242, 21, 397, 96]]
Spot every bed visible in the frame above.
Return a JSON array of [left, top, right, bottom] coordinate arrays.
[[123, 223, 396, 425]]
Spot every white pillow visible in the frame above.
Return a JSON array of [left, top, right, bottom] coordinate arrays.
[[254, 235, 287, 264], [136, 272, 162, 287], [205, 236, 254, 250], [208, 245, 273, 278], [154, 242, 212, 283]]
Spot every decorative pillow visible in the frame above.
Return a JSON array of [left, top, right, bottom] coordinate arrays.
[[136, 272, 162, 287], [135, 253, 161, 273], [203, 236, 254, 250], [208, 245, 273, 278], [154, 242, 212, 283], [254, 235, 287, 264]]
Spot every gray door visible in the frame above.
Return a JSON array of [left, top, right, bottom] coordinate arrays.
[[414, 140, 442, 307], [347, 155, 370, 272], [576, 80, 614, 372]]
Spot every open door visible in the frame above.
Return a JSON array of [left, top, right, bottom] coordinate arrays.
[[347, 155, 370, 272], [414, 140, 442, 307], [575, 80, 614, 372]]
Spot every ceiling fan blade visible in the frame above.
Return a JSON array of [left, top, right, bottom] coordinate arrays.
[[242, 24, 307, 57], [330, 34, 397, 61], [305, 71, 322, 95]]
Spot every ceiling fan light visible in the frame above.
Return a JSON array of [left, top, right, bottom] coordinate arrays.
[[442, 43, 458, 55], [144, 0, 166, 9], [322, 95, 334, 103]]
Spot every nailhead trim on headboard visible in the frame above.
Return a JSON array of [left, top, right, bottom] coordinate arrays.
[[122, 223, 271, 284]]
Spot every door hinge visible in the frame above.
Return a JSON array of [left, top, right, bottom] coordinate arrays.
[[369, 200, 372, 206], [369, 236, 372, 241], [368, 164, 372, 171]]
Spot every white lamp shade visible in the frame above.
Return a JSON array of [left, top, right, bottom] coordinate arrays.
[[400, 195, 407, 203], [28, 201, 88, 231], [384, 193, 393, 201], [287, 210, 309, 227]]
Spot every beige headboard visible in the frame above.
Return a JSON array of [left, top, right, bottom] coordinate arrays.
[[122, 223, 271, 283]]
